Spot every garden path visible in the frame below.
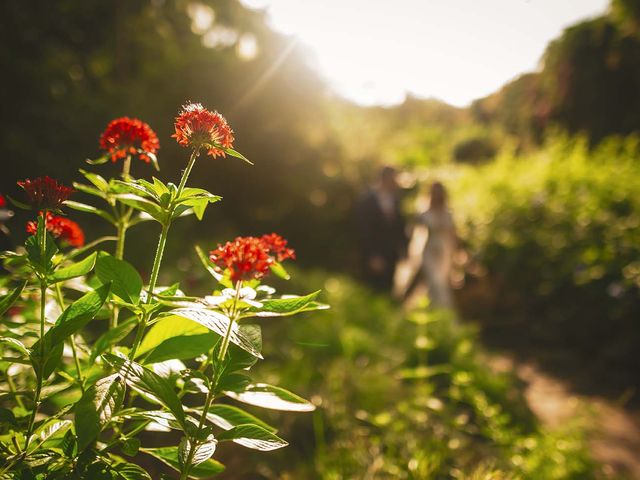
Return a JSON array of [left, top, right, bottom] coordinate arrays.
[[515, 360, 640, 479]]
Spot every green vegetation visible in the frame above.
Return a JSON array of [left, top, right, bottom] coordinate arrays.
[[2, 0, 640, 477], [450, 135, 640, 396], [227, 271, 600, 479]]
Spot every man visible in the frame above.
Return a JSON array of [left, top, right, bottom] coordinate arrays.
[[355, 166, 408, 292]]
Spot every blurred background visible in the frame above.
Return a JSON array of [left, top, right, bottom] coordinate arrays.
[[2, 0, 640, 477]]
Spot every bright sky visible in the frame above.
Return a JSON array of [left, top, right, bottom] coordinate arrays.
[[240, 0, 610, 106]]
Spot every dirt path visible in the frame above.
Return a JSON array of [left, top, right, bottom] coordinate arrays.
[[515, 361, 640, 479], [403, 284, 640, 478]]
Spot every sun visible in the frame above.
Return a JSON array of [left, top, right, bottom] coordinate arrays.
[[241, 0, 609, 107]]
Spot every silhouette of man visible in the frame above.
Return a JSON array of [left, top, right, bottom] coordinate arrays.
[[355, 166, 408, 292]]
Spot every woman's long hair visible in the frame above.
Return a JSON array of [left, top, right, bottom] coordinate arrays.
[[429, 181, 447, 210]]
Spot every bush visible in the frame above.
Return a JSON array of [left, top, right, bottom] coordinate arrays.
[[239, 271, 600, 479], [452, 134, 640, 395]]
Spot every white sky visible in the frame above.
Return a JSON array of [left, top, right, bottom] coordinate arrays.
[[241, 0, 610, 106]]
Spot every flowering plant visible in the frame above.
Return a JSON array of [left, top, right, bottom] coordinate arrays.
[[0, 104, 326, 479]]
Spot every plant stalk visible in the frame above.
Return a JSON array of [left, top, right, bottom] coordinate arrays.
[[54, 283, 85, 393], [121, 155, 132, 180], [177, 149, 199, 198], [181, 282, 242, 480], [24, 211, 49, 453], [115, 221, 127, 261], [129, 149, 199, 359]]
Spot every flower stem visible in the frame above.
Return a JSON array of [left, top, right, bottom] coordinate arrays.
[[181, 282, 242, 480], [115, 221, 127, 261], [177, 149, 199, 198], [112, 218, 128, 329], [54, 284, 85, 393], [121, 155, 132, 180], [24, 211, 49, 453], [128, 219, 170, 360], [146, 222, 169, 301], [217, 282, 243, 364], [129, 148, 199, 359]]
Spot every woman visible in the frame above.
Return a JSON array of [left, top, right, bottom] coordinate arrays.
[[419, 182, 456, 308]]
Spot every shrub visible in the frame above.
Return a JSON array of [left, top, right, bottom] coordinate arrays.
[[0, 105, 325, 478], [452, 134, 640, 394]]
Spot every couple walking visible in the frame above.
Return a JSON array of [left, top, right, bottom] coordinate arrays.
[[356, 167, 456, 308]]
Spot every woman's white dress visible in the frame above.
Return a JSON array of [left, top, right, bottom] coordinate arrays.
[[420, 209, 455, 308]]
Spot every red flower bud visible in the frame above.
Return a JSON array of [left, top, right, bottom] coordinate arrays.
[[17, 177, 74, 210], [99, 117, 160, 163], [172, 103, 234, 158]]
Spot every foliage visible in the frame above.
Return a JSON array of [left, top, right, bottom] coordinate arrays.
[[0, 0, 355, 272], [0, 108, 325, 478], [473, 2, 640, 146], [451, 134, 640, 395], [235, 271, 600, 479]]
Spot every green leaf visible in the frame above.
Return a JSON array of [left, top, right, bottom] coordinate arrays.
[[177, 188, 220, 201], [201, 404, 276, 433], [226, 383, 315, 412], [112, 180, 161, 202], [170, 308, 263, 359], [225, 343, 259, 373], [178, 436, 217, 470], [66, 236, 117, 260], [103, 353, 187, 429], [79, 169, 109, 191], [41, 342, 64, 379], [0, 281, 26, 316], [142, 446, 225, 477], [95, 252, 142, 304], [29, 419, 73, 451], [72, 182, 108, 199], [48, 252, 97, 284], [131, 410, 196, 432], [269, 262, 290, 280], [91, 317, 138, 362], [42, 283, 111, 349], [121, 437, 141, 457], [0, 407, 17, 426], [30, 284, 109, 379], [145, 151, 160, 172], [0, 337, 29, 358], [85, 154, 110, 165], [25, 218, 58, 273], [137, 179, 168, 199], [217, 373, 250, 393], [152, 177, 170, 196], [136, 315, 216, 364], [127, 410, 182, 431], [175, 189, 222, 221], [65, 201, 116, 224], [217, 424, 288, 451], [75, 373, 125, 451], [7, 194, 31, 210], [194, 245, 224, 283], [222, 146, 253, 165], [110, 461, 152, 480], [113, 194, 165, 223], [248, 291, 325, 318]]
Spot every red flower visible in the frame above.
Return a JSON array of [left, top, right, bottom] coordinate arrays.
[[27, 212, 85, 248], [99, 117, 160, 163], [260, 233, 296, 262], [17, 177, 74, 210], [210, 236, 272, 283], [209, 234, 295, 283], [172, 103, 234, 158], [0, 194, 6, 208]]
